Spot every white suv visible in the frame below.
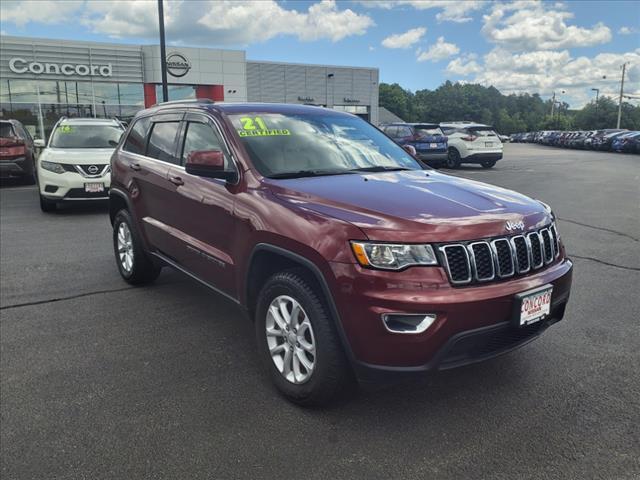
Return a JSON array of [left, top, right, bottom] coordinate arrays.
[[440, 122, 503, 169], [37, 118, 124, 212]]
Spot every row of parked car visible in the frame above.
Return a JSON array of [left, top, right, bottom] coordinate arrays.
[[510, 129, 640, 153], [380, 121, 506, 169]]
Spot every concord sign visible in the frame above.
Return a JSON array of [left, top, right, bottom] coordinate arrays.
[[8, 57, 113, 77]]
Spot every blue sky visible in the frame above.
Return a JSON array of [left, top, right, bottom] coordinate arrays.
[[1, 0, 639, 107]]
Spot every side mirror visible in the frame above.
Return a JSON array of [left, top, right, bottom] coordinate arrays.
[[403, 144, 417, 156], [185, 150, 236, 182], [34, 138, 45, 148]]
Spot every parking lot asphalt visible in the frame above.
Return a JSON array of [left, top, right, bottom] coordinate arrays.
[[1, 144, 639, 479]]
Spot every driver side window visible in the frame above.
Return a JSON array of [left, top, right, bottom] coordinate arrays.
[[181, 121, 228, 168]]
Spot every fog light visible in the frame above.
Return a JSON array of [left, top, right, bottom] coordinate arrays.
[[382, 314, 436, 334]]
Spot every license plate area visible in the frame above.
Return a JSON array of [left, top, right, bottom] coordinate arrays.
[[84, 182, 105, 193], [513, 284, 553, 327], [485, 142, 493, 147]]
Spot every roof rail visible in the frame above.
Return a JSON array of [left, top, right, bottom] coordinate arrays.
[[153, 98, 215, 107]]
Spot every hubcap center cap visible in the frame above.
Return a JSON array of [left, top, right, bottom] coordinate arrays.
[[287, 332, 297, 344]]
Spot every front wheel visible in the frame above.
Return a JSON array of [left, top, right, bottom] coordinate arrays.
[[255, 270, 352, 406], [446, 148, 461, 168], [481, 160, 496, 169], [112, 209, 161, 285]]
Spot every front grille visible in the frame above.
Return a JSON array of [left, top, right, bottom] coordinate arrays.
[[439, 223, 559, 286], [441, 245, 471, 283], [76, 164, 109, 177]]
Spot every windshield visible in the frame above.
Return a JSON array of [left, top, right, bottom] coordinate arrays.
[[1, 123, 15, 138], [50, 124, 123, 149], [229, 113, 422, 178]]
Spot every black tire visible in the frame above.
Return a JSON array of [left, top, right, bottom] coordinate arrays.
[[446, 148, 461, 168], [112, 209, 161, 285], [481, 160, 496, 169], [39, 195, 56, 212], [255, 269, 352, 407]]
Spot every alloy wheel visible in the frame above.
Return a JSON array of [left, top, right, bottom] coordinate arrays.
[[265, 295, 316, 384], [117, 222, 134, 274]]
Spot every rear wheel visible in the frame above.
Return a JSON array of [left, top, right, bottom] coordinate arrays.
[[481, 160, 496, 169], [446, 148, 461, 168], [39, 195, 56, 212], [113, 209, 161, 285], [255, 270, 352, 406]]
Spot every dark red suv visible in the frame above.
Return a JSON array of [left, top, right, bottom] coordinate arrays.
[[109, 100, 573, 405]]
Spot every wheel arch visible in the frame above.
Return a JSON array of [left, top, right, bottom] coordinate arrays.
[[244, 243, 356, 363]]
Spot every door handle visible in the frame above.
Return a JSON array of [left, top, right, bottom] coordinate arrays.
[[169, 175, 184, 186], [129, 163, 141, 171]]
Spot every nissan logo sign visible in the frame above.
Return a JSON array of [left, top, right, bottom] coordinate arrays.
[[8, 58, 112, 77], [87, 165, 99, 175], [166, 53, 191, 78]]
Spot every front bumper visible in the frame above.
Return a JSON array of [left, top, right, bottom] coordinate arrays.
[[0, 156, 34, 178], [329, 257, 573, 381], [38, 167, 111, 201]]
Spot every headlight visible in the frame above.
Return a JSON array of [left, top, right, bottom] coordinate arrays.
[[350, 242, 438, 270], [40, 160, 65, 174]]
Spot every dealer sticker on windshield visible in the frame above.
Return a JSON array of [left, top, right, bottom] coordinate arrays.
[[515, 284, 553, 326], [237, 116, 290, 137]]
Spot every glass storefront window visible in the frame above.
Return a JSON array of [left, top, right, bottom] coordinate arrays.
[[1, 80, 145, 141]]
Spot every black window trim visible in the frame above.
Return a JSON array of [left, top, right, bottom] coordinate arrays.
[[177, 110, 240, 185], [145, 113, 185, 166]]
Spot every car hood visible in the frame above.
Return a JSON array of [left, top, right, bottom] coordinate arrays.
[[40, 147, 115, 164], [269, 170, 551, 242]]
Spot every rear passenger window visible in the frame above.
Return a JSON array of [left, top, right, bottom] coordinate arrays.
[[123, 117, 151, 155], [181, 122, 226, 167], [385, 126, 398, 138], [146, 122, 181, 164]]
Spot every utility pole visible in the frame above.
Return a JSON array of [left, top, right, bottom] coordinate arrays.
[[158, 0, 169, 103], [616, 62, 628, 129], [592, 88, 599, 128], [550, 91, 556, 117]]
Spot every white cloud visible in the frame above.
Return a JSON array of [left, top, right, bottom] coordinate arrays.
[[0, 0, 84, 26], [481, 1, 612, 50], [2, 0, 374, 45], [452, 47, 640, 107], [416, 36, 459, 62], [446, 54, 482, 75], [381, 27, 426, 49], [618, 26, 639, 35], [357, 1, 485, 23]]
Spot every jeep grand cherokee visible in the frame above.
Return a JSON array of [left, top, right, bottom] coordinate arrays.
[[109, 100, 573, 406]]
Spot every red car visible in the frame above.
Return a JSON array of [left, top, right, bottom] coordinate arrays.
[[0, 119, 37, 184], [109, 101, 573, 406]]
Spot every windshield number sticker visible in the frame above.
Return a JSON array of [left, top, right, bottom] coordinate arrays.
[[238, 116, 290, 137], [60, 125, 73, 133]]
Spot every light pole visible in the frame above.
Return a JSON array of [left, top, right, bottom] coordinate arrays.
[[616, 62, 629, 129], [591, 88, 599, 127], [158, 0, 169, 103]]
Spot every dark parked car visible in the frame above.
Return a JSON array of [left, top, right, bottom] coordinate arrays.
[[109, 100, 573, 406], [0, 119, 36, 184], [611, 131, 640, 153], [381, 122, 448, 166], [589, 129, 626, 150]]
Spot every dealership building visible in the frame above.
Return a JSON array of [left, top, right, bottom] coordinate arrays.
[[0, 35, 379, 140]]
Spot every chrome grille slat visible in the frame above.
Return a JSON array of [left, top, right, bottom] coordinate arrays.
[[440, 223, 559, 286], [540, 228, 554, 264]]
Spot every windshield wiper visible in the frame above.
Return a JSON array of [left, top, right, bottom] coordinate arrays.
[[348, 166, 413, 173], [268, 169, 355, 179]]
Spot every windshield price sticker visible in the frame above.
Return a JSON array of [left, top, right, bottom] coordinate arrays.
[[60, 125, 74, 133], [237, 116, 290, 137]]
